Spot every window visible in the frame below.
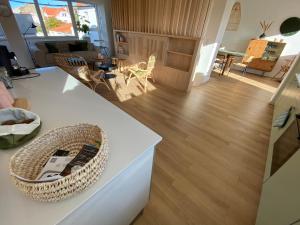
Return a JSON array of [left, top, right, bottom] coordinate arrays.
[[72, 2, 99, 43], [9, 0, 44, 36], [38, 0, 74, 36], [8, 0, 101, 40]]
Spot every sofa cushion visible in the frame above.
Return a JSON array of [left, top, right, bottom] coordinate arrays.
[[87, 42, 94, 51], [77, 41, 89, 50], [66, 57, 86, 66], [33, 40, 98, 67], [69, 42, 88, 52], [55, 42, 70, 53], [36, 42, 48, 53], [45, 43, 59, 53]]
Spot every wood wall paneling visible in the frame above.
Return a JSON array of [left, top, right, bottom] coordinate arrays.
[[112, 0, 208, 91], [111, 0, 211, 38]]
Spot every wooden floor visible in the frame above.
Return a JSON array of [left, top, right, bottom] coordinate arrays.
[[218, 69, 280, 90], [107, 71, 275, 225]]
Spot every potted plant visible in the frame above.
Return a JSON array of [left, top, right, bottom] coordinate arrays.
[[77, 20, 90, 41]]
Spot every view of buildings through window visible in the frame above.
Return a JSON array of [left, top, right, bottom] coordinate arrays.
[[72, 2, 99, 43], [8, 0, 99, 39], [10, 0, 43, 36], [38, 0, 74, 36]]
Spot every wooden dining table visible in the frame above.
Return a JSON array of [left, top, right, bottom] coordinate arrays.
[[218, 49, 245, 76]]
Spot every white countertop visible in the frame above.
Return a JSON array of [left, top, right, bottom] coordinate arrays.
[[0, 67, 162, 225]]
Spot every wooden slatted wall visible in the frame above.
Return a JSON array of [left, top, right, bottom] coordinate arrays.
[[111, 0, 211, 38]]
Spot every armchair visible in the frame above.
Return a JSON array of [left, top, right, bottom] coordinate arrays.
[[126, 55, 156, 92], [53, 53, 110, 91]]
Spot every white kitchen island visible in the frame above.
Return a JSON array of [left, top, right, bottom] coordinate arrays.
[[0, 67, 162, 225]]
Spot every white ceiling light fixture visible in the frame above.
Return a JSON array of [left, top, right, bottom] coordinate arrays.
[[0, 4, 12, 17]]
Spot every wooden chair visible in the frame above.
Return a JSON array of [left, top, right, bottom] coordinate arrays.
[[126, 55, 156, 92], [214, 54, 226, 73], [53, 53, 110, 91], [229, 55, 254, 75]]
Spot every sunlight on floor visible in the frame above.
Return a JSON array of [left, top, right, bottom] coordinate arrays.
[[95, 70, 157, 102], [115, 77, 157, 102], [223, 71, 278, 93]]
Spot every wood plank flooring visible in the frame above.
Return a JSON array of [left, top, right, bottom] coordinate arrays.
[[109, 72, 275, 225]]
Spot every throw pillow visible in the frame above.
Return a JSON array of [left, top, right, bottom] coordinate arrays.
[[45, 43, 58, 53], [68, 42, 88, 52], [67, 57, 85, 66], [76, 41, 88, 51]]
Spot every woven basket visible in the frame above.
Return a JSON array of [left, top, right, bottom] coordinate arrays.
[[9, 124, 108, 202]]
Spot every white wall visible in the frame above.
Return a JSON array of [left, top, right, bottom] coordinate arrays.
[[222, 0, 300, 77], [192, 0, 235, 85]]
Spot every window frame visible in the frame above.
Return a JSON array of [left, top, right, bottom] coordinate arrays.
[[71, 1, 101, 42], [8, 0, 100, 39]]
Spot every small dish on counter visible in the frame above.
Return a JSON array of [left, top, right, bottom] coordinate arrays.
[[0, 108, 41, 149]]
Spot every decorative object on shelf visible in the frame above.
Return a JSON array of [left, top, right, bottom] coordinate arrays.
[[115, 32, 130, 57], [117, 33, 126, 42], [280, 17, 300, 37], [0, 108, 41, 149], [9, 124, 109, 202], [259, 20, 273, 39], [0, 4, 12, 17], [272, 56, 296, 81]]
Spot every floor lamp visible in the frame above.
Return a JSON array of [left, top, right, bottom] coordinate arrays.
[[23, 23, 37, 68]]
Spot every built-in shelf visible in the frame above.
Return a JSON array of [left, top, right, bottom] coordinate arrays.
[[118, 41, 128, 45], [167, 50, 193, 57], [117, 53, 129, 59], [168, 37, 196, 55], [113, 29, 200, 91], [166, 51, 191, 72], [165, 65, 189, 72]]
